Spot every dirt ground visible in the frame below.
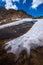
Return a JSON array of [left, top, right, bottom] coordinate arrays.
[[0, 39, 43, 65]]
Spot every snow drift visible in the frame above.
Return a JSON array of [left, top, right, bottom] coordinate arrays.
[[3, 19, 43, 61], [0, 18, 33, 29]]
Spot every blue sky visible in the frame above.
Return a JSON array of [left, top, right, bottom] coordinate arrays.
[[0, 0, 43, 17]]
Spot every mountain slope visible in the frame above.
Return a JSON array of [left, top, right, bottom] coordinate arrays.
[[0, 6, 33, 25], [0, 7, 32, 20]]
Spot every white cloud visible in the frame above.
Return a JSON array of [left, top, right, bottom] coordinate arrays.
[[31, 0, 43, 9], [13, 0, 19, 2], [2, 0, 19, 10], [2, 0, 5, 1], [5, 4, 18, 10], [2, 0, 27, 9], [23, 0, 26, 4]]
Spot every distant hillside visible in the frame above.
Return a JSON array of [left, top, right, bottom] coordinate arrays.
[[0, 6, 33, 24], [7, 9, 32, 18], [38, 16, 43, 18], [34, 16, 43, 19], [0, 6, 32, 21]]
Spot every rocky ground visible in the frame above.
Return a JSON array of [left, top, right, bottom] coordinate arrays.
[[0, 41, 43, 65], [0, 6, 43, 65]]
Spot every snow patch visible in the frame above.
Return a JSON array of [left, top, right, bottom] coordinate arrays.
[[0, 18, 33, 29], [3, 19, 43, 60]]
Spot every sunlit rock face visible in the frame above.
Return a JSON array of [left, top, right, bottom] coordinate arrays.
[[3, 19, 43, 60], [0, 6, 32, 25]]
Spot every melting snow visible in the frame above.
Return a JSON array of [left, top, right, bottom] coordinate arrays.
[[3, 19, 43, 60], [0, 18, 33, 29]]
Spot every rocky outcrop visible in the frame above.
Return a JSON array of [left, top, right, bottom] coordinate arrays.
[[0, 7, 32, 25]]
